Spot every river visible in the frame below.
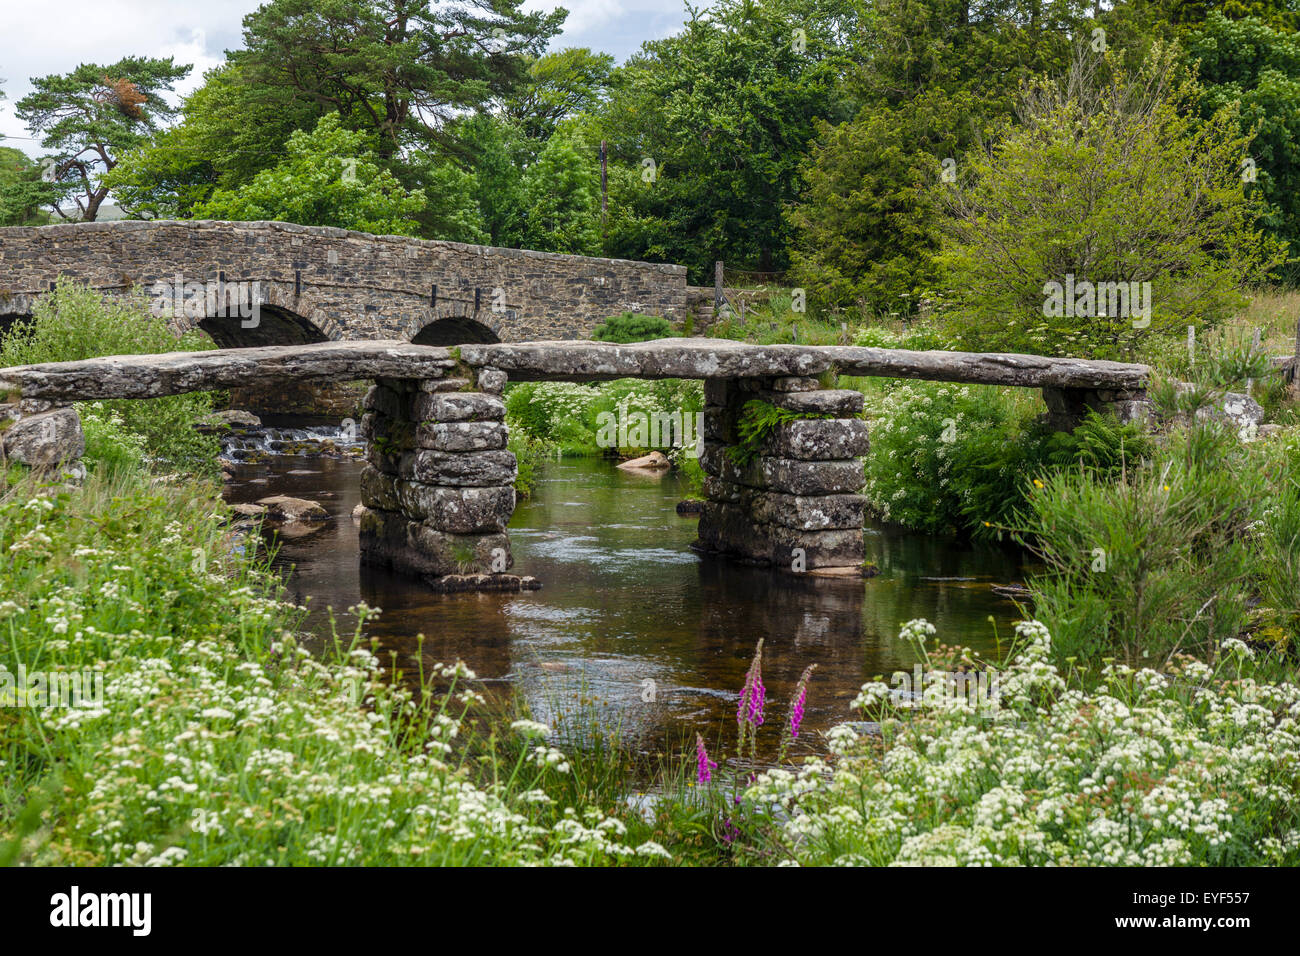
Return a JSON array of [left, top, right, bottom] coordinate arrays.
[[224, 441, 1032, 762]]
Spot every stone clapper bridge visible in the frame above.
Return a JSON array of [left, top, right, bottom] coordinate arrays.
[[0, 337, 1150, 592]]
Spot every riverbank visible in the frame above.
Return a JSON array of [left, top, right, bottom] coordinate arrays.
[[3, 464, 1297, 866]]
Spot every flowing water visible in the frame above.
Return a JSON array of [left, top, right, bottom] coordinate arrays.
[[224, 428, 1034, 761]]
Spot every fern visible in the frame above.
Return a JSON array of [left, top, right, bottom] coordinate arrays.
[[726, 399, 829, 468]]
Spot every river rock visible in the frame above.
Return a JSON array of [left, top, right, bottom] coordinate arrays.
[[197, 409, 261, 432], [361, 411, 413, 450], [229, 502, 267, 518], [1, 406, 85, 470], [1201, 389, 1265, 435], [255, 495, 329, 522], [699, 442, 864, 494], [475, 367, 508, 394], [394, 482, 515, 533], [617, 450, 670, 470], [696, 501, 865, 569], [747, 490, 866, 531], [758, 388, 864, 416], [363, 383, 407, 419], [426, 573, 541, 593], [358, 507, 512, 576], [417, 376, 472, 393]]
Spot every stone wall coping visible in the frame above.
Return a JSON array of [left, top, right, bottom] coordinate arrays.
[[0, 219, 688, 276]]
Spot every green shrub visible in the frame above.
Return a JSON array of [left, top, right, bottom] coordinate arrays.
[[507, 431, 547, 498], [1022, 422, 1265, 664], [591, 312, 675, 343], [0, 280, 220, 474], [864, 382, 1047, 536], [77, 403, 149, 475], [1041, 410, 1152, 477], [936, 47, 1283, 358], [506, 378, 703, 459]]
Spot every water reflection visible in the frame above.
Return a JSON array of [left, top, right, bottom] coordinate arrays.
[[225, 456, 1034, 759]]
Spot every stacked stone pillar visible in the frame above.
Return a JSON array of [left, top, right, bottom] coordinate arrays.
[[696, 376, 870, 575], [357, 368, 537, 591]]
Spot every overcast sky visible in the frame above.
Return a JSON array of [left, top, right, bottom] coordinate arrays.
[[0, 0, 690, 157]]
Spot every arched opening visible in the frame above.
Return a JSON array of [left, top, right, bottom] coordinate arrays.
[[411, 316, 500, 346], [198, 304, 330, 350], [194, 305, 351, 418], [0, 313, 30, 346]]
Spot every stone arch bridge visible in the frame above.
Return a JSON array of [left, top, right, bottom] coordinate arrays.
[[0, 220, 690, 348], [0, 338, 1150, 593]]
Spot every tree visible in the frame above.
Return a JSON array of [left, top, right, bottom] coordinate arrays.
[[14, 57, 190, 220], [935, 46, 1284, 358], [0, 147, 59, 226], [231, 0, 565, 160], [104, 63, 328, 219], [787, 0, 1094, 313], [787, 109, 941, 313], [593, 0, 859, 282], [453, 112, 531, 246], [1185, 13, 1300, 276], [519, 125, 602, 254], [191, 114, 450, 237], [503, 47, 614, 141]]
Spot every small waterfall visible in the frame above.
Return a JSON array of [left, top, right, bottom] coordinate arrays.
[[219, 422, 364, 464]]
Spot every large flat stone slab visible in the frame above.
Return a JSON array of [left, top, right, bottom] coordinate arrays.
[[696, 502, 865, 569], [399, 449, 517, 486], [0, 341, 454, 400], [458, 338, 1149, 388]]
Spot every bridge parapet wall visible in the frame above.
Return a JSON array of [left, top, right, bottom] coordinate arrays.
[[0, 220, 689, 343]]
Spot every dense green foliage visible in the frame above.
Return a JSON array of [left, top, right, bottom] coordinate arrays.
[[590, 312, 675, 343], [12, 0, 1291, 342], [1187, 13, 1300, 276], [1024, 421, 1300, 663], [937, 47, 1282, 356], [191, 115, 443, 238]]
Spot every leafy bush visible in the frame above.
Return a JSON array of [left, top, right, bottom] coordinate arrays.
[[936, 47, 1283, 358], [1041, 409, 1152, 477], [0, 280, 220, 474], [1022, 422, 1266, 663], [864, 382, 1046, 536], [77, 403, 149, 475], [505, 381, 603, 455], [591, 312, 675, 343], [506, 378, 703, 459]]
